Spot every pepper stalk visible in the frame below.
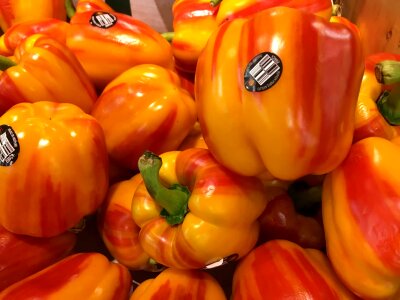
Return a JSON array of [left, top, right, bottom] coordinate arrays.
[[0, 55, 17, 70]]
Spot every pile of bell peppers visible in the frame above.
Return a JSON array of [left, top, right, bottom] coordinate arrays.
[[0, 0, 400, 299]]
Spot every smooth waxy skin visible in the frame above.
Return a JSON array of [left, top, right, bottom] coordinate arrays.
[[353, 53, 400, 142], [323, 137, 400, 299], [0, 0, 66, 32], [0, 226, 76, 291], [130, 268, 227, 300], [98, 174, 158, 271], [232, 240, 358, 300], [0, 33, 97, 114], [195, 6, 364, 180], [67, 1, 174, 89], [0, 253, 132, 300], [91, 64, 197, 171], [0, 101, 109, 237], [132, 149, 268, 269]]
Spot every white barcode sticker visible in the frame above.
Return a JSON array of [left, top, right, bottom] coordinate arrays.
[[90, 12, 117, 29], [0, 125, 20, 166], [244, 52, 283, 92]]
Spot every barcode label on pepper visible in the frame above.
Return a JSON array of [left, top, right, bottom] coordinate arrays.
[[244, 52, 283, 92], [90, 12, 117, 28], [0, 125, 20, 166]]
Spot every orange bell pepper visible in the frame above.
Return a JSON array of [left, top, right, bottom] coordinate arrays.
[[98, 173, 162, 271], [0, 101, 109, 237], [0, 33, 97, 115], [323, 136, 400, 299], [178, 122, 208, 150], [353, 53, 400, 142], [0, 0, 66, 32], [0, 226, 76, 291], [130, 268, 227, 300], [0, 18, 69, 56], [215, 0, 333, 25], [91, 64, 197, 171], [132, 148, 268, 269], [0, 252, 132, 299], [66, 0, 174, 90], [232, 239, 358, 299], [195, 6, 364, 180]]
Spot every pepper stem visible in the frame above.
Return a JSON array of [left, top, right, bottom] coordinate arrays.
[[287, 181, 322, 216], [375, 60, 400, 85], [377, 85, 400, 125], [161, 32, 174, 43], [138, 151, 190, 226], [210, 0, 222, 7], [65, 0, 76, 19], [0, 55, 17, 71], [332, 4, 342, 16]]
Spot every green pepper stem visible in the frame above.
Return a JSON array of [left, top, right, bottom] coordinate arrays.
[[287, 182, 322, 216], [0, 55, 17, 71], [138, 151, 190, 226], [375, 60, 400, 85], [210, 0, 222, 7], [161, 32, 174, 43], [65, 0, 76, 19], [377, 85, 400, 125]]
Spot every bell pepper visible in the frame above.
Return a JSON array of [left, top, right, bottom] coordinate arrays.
[[168, 0, 219, 74], [258, 181, 325, 250], [0, 252, 132, 299], [132, 148, 268, 269], [0, 101, 109, 237], [232, 239, 358, 299], [66, 0, 174, 90], [323, 136, 400, 299], [0, 18, 69, 56], [0, 226, 76, 291], [91, 64, 197, 171], [98, 173, 163, 271], [178, 121, 208, 150], [0, 0, 66, 32], [130, 268, 227, 300], [353, 53, 400, 142], [195, 6, 364, 180], [215, 0, 333, 25], [0, 33, 97, 115]]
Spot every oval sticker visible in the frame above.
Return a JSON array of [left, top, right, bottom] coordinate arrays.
[[90, 12, 117, 29], [0, 125, 20, 166]]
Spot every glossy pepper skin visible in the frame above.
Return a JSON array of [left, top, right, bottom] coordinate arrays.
[[0, 252, 132, 300], [98, 173, 161, 271], [132, 148, 268, 269], [91, 64, 197, 171], [0, 226, 76, 291], [0, 18, 69, 56], [0, 101, 109, 237], [0, 33, 97, 115], [232, 240, 358, 300], [130, 268, 227, 300], [66, 0, 174, 90], [353, 53, 400, 143], [323, 136, 400, 299], [0, 0, 66, 32], [195, 6, 364, 180], [216, 0, 333, 25], [170, 0, 219, 74]]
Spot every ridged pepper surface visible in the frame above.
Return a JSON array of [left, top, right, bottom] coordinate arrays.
[[131, 148, 267, 269], [195, 6, 364, 180], [130, 268, 227, 300], [91, 64, 197, 171], [0, 33, 97, 114], [0, 226, 76, 291], [0, 252, 132, 300], [232, 239, 358, 299], [323, 136, 400, 299], [98, 173, 162, 271], [0, 101, 109, 237], [0, 0, 66, 32], [66, 0, 174, 90]]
